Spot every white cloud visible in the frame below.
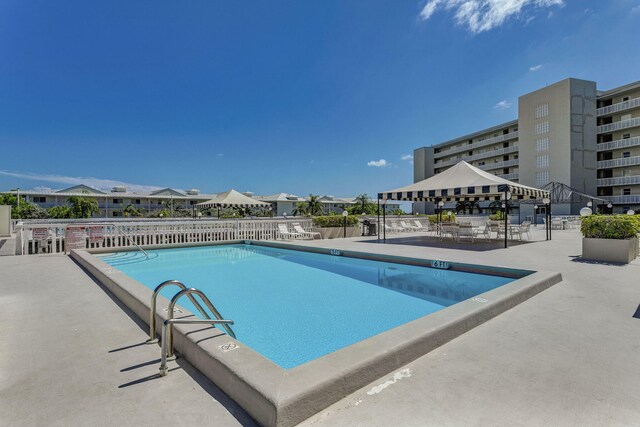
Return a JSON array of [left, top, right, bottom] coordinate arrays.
[[632, 4, 640, 14], [419, 0, 564, 34], [0, 170, 163, 193], [216, 153, 224, 157], [529, 64, 543, 71], [494, 100, 512, 110], [367, 159, 389, 167], [401, 154, 414, 161]]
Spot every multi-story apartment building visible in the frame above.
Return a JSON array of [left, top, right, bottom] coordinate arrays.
[[414, 77, 640, 215]]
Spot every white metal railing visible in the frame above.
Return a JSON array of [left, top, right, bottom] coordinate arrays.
[[478, 159, 519, 171], [597, 136, 640, 152], [597, 97, 640, 116], [597, 155, 640, 169], [434, 131, 519, 158], [435, 145, 519, 169], [597, 117, 640, 134], [601, 195, 640, 204], [14, 218, 314, 255], [498, 173, 519, 181], [597, 175, 640, 187]]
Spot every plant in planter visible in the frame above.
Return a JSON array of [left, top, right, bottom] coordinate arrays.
[[312, 215, 360, 239], [581, 215, 640, 263]]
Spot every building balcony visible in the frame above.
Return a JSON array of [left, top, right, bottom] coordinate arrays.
[[478, 159, 519, 171], [434, 131, 519, 158], [597, 136, 640, 152], [597, 117, 640, 134], [601, 195, 640, 205], [597, 155, 640, 169], [597, 175, 640, 187], [597, 97, 640, 117], [498, 173, 519, 181], [434, 145, 519, 169]]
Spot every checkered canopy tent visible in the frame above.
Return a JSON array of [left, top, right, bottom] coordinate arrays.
[[196, 189, 270, 208], [378, 161, 549, 202]]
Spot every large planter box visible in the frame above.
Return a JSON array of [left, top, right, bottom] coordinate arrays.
[[582, 237, 638, 264], [313, 226, 360, 239]]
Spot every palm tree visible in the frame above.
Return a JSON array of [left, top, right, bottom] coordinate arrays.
[[305, 195, 323, 216], [354, 194, 369, 212], [292, 202, 308, 217], [487, 200, 503, 214], [455, 201, 470, 214]]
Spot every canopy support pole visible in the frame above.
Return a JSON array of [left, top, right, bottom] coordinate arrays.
[[377, 196, 380, 242], [382, 202, 386, 242], [504, 188, 508, 249]]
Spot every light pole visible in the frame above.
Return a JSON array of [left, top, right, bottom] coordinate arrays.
[[533, 205, 538, 227], [342, 210, 348, 238], [502, 191, 511, 249], [197, 212, 202, 220], [607, 203, 612, 215], [437, 200, 444, 237]]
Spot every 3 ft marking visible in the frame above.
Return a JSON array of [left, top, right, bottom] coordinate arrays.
[[330, 249, 342, 256]]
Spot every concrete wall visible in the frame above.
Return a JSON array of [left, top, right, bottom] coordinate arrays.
[[519, 78, 597, 214], [0, 205, 11, 237], [413, 147, 435, 214]]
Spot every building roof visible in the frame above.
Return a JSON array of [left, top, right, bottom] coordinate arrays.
[[597, 80, 640, 98]]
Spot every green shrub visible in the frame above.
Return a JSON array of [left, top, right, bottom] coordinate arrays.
[[312, 215, 360, 227], [424, 212, 456, 224], [489, 211, 504, 221], [581, 215, 640, 239]]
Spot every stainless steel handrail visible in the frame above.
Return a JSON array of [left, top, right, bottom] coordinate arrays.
[[159, 318, 234, 376], [148, 280, 212, 343], [77, 222, 149, 258], [165, 287, 236, 358]]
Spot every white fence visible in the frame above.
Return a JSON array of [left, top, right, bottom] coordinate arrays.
[[15, 218, 314, 255]]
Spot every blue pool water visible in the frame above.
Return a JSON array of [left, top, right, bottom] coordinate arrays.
[[100, 244, 514, 369]]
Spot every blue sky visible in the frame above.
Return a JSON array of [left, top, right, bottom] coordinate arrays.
[[1, 0, 639, 197]]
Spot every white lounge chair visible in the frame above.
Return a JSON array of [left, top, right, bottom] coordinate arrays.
[[413, 219, 430, 232], [400, 220, 419, 231], [277, 223, 301, 240], [384, 222, 403, 233], [292, 223, 321, 240]]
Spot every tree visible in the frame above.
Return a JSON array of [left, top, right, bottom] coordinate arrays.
[[292, 202, 308, 217], [0, 193, 46, 219], [122, 204, 145, 217], [47, 205, 72, 219], [68, 195, 100, 218], [349, 194, 378, 215], [305, 195, 323, 216]]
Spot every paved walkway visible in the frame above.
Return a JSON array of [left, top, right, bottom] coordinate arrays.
[[2, 228, 639, 426], [0, 255, 255, 427]]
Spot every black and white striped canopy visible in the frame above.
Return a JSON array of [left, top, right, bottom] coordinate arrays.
[[196, 189, 270, 208], [379, 161, 549, 202]]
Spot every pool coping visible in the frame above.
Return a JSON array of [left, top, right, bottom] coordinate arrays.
[[71, 240, 562, 427]]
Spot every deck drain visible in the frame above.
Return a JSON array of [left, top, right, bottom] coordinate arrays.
[[472, 297, 488, 303], [218, 342, 240, 353]]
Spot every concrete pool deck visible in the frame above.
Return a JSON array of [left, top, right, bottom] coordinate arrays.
[[2, 227, 640, 425]]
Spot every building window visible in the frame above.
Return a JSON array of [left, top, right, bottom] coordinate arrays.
[[622, 96, 629, 102], [623, 152, 631, 158], [536, 137, 549, 152], [535, 103, 549, 119], [113, 199, 122, 204], [535, 121, 549, 135], [134, 199, 141, 204], [622, 133, 631, 139], [536, 154, 549, 169], [622, 188, 631, 195], [32, 196, 46, 203], [536, 170, 550, 187]]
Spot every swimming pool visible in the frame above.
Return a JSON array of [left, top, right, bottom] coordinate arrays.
[[100, 244, 514, 369]]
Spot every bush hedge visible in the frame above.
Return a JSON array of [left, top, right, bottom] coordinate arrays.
[[581, 215, 640, 239], [424, 213, 456, 224], [312, 215, 360, 227]]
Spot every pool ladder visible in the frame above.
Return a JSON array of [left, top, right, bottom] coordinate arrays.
[[149, 280, 236, 376]]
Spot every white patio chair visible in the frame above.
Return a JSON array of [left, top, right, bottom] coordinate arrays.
[[292, 223, 321, 240], [519, 222, 532, 240], [458, 224, 475, 243], [277, 223, 301, 240], [385, 222, 403, 233], [474, 223, 491, 240], [551, 218, 563, 230]]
